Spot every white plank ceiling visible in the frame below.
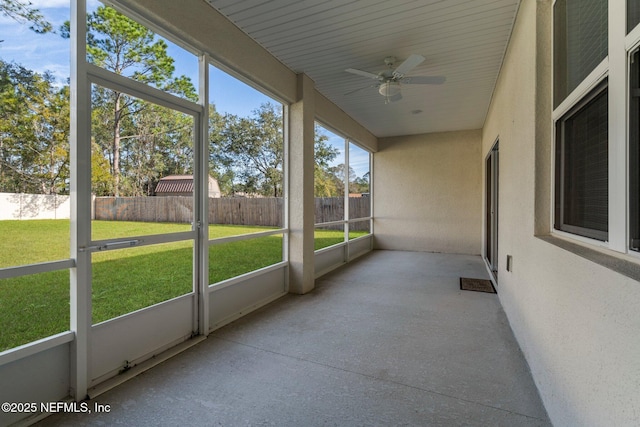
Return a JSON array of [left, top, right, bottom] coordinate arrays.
[[205, 0, 520, 138]]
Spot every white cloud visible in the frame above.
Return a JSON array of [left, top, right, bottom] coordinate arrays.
[[349, 154, 370, 178], [30, 0, 101, 8], [0, 14, 70, 85], [30, 0, 71, 8]]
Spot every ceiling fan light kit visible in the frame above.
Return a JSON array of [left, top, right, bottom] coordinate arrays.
[[378, 81, 400, 97], [345, 54, 445, 103]]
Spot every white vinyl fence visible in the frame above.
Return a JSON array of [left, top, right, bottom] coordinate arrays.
[[0, 193, 70, 220], [0, 193, 371, 229]]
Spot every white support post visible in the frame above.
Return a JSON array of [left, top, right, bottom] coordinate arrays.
[[369, 152, 374, 248], [608, 0, 627, 252], [70, 0, 91, 401], [196, 54, 210, 335], [344, 139, 350, 260], [288, 74, 316, 294], [283, 104, 291, 292]]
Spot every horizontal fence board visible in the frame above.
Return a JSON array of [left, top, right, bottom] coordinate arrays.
[[93, 196, 370, 229], [0, 193, 371, 229], [94, 196, 195, 223]]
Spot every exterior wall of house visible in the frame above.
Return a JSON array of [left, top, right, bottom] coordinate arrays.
[[483, 1, 640, 426], [373, 130, 482, 254], [208, 177, 221, 198]]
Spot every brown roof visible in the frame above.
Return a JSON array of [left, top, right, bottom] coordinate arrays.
[[155, 176, 194, 194]]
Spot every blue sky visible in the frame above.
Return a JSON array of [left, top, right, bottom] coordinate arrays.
[[0, 0, 369, 179]]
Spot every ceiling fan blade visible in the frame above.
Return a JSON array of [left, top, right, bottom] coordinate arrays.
[[392, 54, 425, 79], [345, 68, 381, 80], [402, 75, 446, 85], [344, 84, 377, 96]]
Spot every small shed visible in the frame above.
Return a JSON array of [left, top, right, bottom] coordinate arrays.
[[155, 175, 221, 198]]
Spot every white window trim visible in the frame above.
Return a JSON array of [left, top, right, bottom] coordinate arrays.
[[626, 12, 640, 51], [609, 0, 627, 252], [552, 60, 609, 122], [551, 0, 636, 255], [626, 43, 640, 257]]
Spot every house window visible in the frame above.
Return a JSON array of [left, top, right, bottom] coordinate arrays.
[[630, 50, 640, 250], [629, 0, 640, 34], [552, 0, 613, 244], [554, 81, 608, 241], [553, 0, 608, 107]]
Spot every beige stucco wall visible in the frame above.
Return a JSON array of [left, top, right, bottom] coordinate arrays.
[[373, 130, 482, 254], [483, 1, 640, 426]]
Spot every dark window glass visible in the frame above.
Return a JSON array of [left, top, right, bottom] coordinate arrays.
[[555, 81, 608, 241], [554, 0, 608, 107], [629, 0, 640, 34], [630, 50, 640, 250]]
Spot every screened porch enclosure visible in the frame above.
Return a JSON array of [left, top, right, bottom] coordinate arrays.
[[3, 1, 640, 426], [0, 1, 375, 424]]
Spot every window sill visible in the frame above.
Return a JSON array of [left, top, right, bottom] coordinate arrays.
[[536, 234, 640, 282]]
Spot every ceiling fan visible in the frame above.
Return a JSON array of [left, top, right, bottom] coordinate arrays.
[[344, 54, 445, 103]]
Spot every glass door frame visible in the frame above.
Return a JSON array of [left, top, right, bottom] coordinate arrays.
[[485, 140, 499, 280], [85, 63, 205, 327]]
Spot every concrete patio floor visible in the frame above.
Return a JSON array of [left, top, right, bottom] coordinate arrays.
[[39, 250, 550, 426]]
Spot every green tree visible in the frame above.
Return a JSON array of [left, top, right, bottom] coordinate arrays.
[[335, 164, 371, 196], [0, 0, 52, 35], [118, 101, 194, 196], [331, 164, 359, 197], [91, 141, 113, 196], [352, 171, 370, 194], [64, 5, 197, 196], [0, 60, 69, 194], [210, 104, 340, 198], [219, 103, 284, 197], [208, 104, 235, 196], [313, 127, 340, 197]]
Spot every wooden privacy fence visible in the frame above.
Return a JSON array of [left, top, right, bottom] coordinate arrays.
[[210, 198, 283, 227], [94, 196, 371, 230], [94, 196, 193, 223], [314, 197, 371, 230]]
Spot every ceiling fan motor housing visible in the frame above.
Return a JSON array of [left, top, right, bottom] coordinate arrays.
[[345, 54, 443, 102], [383, 56, 397, 67]]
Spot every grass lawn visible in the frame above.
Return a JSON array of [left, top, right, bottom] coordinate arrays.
[[314, 227, 369, 250], [0, 220, 367, 351]]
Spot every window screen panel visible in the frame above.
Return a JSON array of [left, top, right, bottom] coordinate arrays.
[[556, 83, 608, 241], [554, 0, 608, 107], [629, 0, 640, 34]]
